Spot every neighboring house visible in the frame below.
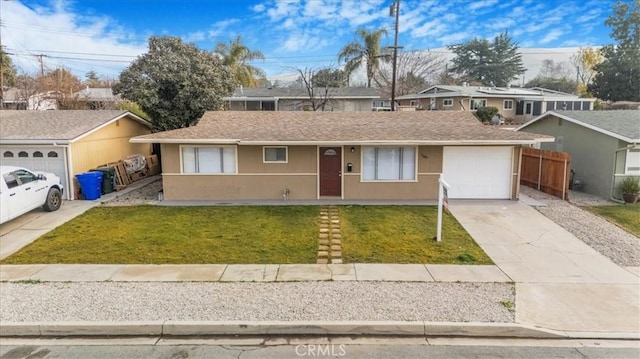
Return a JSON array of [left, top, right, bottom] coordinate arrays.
[[396, 84, 596, 124], [1, 88, 28, 110], [517, 110, 640, 201], [131, 111, 552, 202], [0, 110, 153, 200], [73, 87, 120, 109], [224, 87, 380, 111], [27, 90, 61, 110]]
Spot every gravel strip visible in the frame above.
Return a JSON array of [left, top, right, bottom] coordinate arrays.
[[0, 282, 514, 323], [521, 187, 640, 267], [102, 179, 163, 206]]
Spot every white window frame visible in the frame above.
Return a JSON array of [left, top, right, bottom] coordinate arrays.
[[263, 146, 288, 163], [625, 149, 640, 175], [443, 99, 453, 107], [179, 145, 237, 174], [361, 146, 417, 182], [503, 99, 513, 110], [470, 99, 487, 111]]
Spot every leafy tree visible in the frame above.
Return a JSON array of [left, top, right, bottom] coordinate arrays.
[[525, 59, 577, 93], [312, 67, 348, 87], [589, 0, 640, 101], [571, 47, 603, 96], [113, 36, 233, 131], [214, 36, 266, 87], [1, 49, 18, 88], [117, 100, 150, 120], [338, 28, 388, 87], [448, 31, 526, 86]]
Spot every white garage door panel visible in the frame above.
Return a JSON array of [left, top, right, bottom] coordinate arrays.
[[0, 146, 69, 199], [443, 146, 512, 199]]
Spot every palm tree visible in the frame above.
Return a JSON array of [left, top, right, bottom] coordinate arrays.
[[338, 28, 388, 87], [214, 36, 266, 87]]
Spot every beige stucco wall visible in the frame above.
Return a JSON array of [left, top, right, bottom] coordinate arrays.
[[162, 174, 317, 200], [398, 97, 517, 120], [71, 116, 152, 174], [160, 144, 447, 201], [342, 145, 441, 200]]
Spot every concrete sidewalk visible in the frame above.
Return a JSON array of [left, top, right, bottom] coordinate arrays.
[[448, 200, 640, 337], [0, 263, 511, 283]]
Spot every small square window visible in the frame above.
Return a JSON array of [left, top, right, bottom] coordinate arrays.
[[264, 147, 287, 163], [443, 99, 453, 107], [504, 100, 513, 110]]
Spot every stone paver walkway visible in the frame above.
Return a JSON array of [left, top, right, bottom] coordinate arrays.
[[317, 206, 342, 264]]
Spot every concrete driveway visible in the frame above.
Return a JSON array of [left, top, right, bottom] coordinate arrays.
[[448, 200, 640, 336]]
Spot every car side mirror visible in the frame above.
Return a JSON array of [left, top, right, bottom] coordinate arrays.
[[37, 174, 47, 181]]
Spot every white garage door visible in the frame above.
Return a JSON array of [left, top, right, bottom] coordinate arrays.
[[443, 146, 513, 199], [0, 146, 69, 199]]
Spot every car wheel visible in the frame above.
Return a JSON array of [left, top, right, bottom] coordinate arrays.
[[43, 187, 62, 212]]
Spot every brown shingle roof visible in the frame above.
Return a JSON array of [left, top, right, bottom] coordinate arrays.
[[0, 110, 150, 143], [131, 111, 553, 144]]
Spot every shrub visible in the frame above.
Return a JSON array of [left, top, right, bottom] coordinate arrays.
[[475, 106, 499, 122], [620, 177, 640, 194]]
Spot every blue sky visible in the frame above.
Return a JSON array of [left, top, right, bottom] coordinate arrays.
[[1, 0, 620, 84]]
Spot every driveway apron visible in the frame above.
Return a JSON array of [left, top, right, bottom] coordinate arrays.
[[448, 200, 640, 335]]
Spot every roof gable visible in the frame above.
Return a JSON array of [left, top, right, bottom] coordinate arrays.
[[132, 111, 552, 145], [0, 110, 151, 143], [517, 110, 640, 143]]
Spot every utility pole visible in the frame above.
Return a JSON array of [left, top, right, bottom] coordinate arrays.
[[390, 0, 400, 111], [35, 54, 46, 76]]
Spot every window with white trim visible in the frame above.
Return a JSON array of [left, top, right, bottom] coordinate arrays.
[[470, 99, 487, 110], [181, 146, 236, 173], [263, 146, 287, 163], [443, 99, 453, 107], [626, 149, 640, 175], [503, 100, 513, 110], [362, 147, 416, 181]]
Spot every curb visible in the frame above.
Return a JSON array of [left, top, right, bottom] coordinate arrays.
[[4, 320, 633, 339]]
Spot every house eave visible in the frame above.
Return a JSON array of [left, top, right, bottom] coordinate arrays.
[[0, 139, 71, 145], [130, 139, 551, 146]]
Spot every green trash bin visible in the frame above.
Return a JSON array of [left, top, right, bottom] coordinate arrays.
[[91, 166, 116, 194]]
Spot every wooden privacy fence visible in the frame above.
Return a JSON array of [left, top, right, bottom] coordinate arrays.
[[520, 147, 571, 200]]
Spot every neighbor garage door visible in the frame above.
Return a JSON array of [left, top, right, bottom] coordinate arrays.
[[0, 146, 69, 199], [443, 146, 513, 199]]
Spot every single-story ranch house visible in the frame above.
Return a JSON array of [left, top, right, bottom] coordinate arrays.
[[1, 110, 152, 199], [517, 110, 640, 201], [131, 111, 553, 201], [396, 85, 596, 124]]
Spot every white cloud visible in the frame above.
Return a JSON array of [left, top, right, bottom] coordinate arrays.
[[468, 0, 499, 11], [2, 1, 146, 78], [539, 29, 565, 44]]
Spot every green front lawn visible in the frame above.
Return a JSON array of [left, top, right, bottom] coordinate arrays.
[[1, 206, 319, 264], [340, 206, 492, 264], [1, 205, 491, 265], [585, 204, 640, 237]]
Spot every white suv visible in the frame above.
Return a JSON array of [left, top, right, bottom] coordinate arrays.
[[0, 166, 64, 224]]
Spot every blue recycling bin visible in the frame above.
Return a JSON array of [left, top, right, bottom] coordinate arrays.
[[76, 171, 103, 200]]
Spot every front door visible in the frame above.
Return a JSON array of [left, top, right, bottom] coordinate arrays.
[[319, 147, 342, 196]]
